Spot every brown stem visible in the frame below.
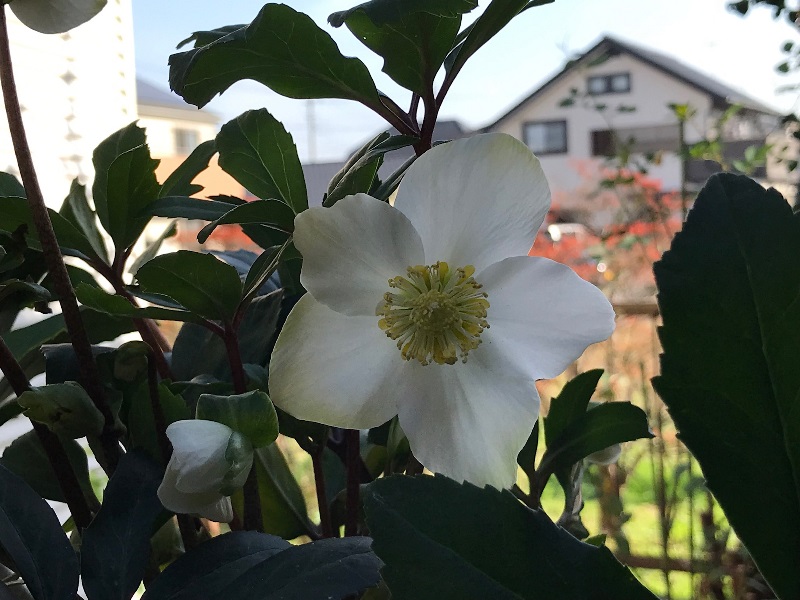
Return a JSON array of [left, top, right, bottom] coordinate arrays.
[[0, 7, 122, 472], [312, 445, 334, 538], [414, 88, 439, 156], [0, 337, 93, 530], [344, 429, 360, 537]]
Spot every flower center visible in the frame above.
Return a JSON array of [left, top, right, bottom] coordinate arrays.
[[377, 262, 490, 366]]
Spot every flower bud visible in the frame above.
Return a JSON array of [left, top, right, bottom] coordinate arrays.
[[18, 382, 104, 438]]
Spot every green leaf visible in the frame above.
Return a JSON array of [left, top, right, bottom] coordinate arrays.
[[9, 0, 106, 34], [232, 445, 315, 539], [92, 122, 160, 253], [81, 451, 165, 600], [652, 173, 800, 600], [197, 200, 294, 244], [168, 4, 381, 109], [147, 195, 242, 221], [243, 245, 289, 301], [324, 133, 417, 207], [516, 419, 539, 480], [364, 475, 656, 600], [537, 402, 652, 485], [60, 180, 108, 264], [159, 140, 217, 198], [196, 390, 279, 448], [329, 1, 474, 94], [544, 369, 604, 446], [0, 463, 79, 600], [0, 172, 25, 197], [128, 220, 178, 275], [176, 24, 246, 50], [141, 531, 290, 600], [136, 251, 242, 322], [18, 382, 104, 438], [0, 430, 96, 506], [0, 196, 102, 262], [216, 110, 308, 213], [0, 279, 52, 307], [76, 283, 203, 325], [125, 383, 191, 465]]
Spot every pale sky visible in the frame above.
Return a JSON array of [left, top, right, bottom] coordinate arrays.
[[132, 1, 799, 163]]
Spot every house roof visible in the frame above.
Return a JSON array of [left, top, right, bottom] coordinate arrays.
[[485, 35, 780, 130], [136, 78, 189, 109]]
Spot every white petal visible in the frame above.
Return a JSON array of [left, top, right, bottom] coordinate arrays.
[[166, 420, 234, 493], [396, 355, 539, 489], [295, 194, 424, 316], [158, 462, 231, 521], [478, 256, 615, 380], [394, 133, 550, 272], [193, 497, 234, 523], [269, 295, 402, 429]]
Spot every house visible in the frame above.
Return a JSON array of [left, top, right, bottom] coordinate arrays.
[[0, 4, 136, 207], [484, 36, 792, 214]]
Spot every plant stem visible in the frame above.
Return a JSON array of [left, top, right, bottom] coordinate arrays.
[[0, 337, 94, 531], [223, 322, 263, 532], [344, 429, 360, 537], [0, 6, 122, 473], [146, 351, 171, 465], [312, 445, 334, 538], [414, 88, 439, 156]]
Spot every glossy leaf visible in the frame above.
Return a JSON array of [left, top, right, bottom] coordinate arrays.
[[330, 2, 473, 94], [537, 402, 652, 485], [0, 430, 95, 506], [652, 173, 800, 600], [92, 122, 160, 253], [168, 4, 380, 109], [216, 110, 308, 213], [60, 180, 108, 264], [128, 220, 178, 275], [364, 475, 656, 600], [544, 369, 604, 446], [136, 251, 242, 322], [231, 445, 315, 539], [159, 140, 217, 198], [196, 390, 279, 448], [9, 0, 106, 34], [0, 464, 79, 600], [0, 172, 25, 197], [197, 200, 294, 244], [76, 283, 203, 325], [81, 451, 165, 600], [147, 195, 242, 221], [142, 531, 290, 600]]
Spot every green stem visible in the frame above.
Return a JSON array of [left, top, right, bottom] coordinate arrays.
[[0, 337, 94, 531], [0, 6, 122, 473], [312, 444, 334, 538]]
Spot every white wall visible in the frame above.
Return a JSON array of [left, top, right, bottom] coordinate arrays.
[[491, 53, 714, 196], [0, 2, 136, 208], [137, 106, 217, 159]]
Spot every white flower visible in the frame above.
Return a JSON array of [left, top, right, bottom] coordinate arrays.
[[269, 133, 615, 489], [157, 420, 253, 522]]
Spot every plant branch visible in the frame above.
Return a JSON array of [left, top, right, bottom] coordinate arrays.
[[344, 429, 360, 537], [312, 444, 334, 538], [0, 6, 122, 473], [0, 337, 94, 531], [365, 95, 418, 137], [414, 87, 439, 156]]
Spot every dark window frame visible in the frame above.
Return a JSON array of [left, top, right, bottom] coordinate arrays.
[[522, 119, 568, 155], [174, 128, 200, 155], [587, 72, 631, 96]]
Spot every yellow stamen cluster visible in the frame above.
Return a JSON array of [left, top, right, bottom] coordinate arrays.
[[377, 262, 490, 365]]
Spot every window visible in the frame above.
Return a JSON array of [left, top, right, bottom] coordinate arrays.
[[174, 128, 199, 155], [591, 125, 679, 157], [523, 120, 567, 155], [587, 73, 630, 95]]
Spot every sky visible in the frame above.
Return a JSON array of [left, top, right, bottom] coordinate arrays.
[[131, 0, 799, 163]]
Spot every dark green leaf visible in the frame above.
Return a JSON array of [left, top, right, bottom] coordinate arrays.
[[197, 200, 294, 245], [330, 2, 472, 94], [136, 251, 242, 322], [0, 463, 79, 600], [325, 134, 417, 207], [231, 445, 315, 539], [0, 279, 51, 307], [141, 531, 290, 600], [128, 220, 178, 275], [81, 451, 165, 600], [169, 4, 380, 109], [216, 110, 307, 213], [364, 475, 656, 600], [516, 419, 539, 479], [0, 431, 96, 506], [537, 402, 652, 484], [18, 382, 104, 438], [159, 140, 217, 198], [243, 246, 288, 301], [652, 173, 800, 600], [76, 283, 203, 325], [176, 24, 246, 50], [217, 536, 382, 600], [544, 369, 604, 446], [92, 122, 160, 253], [196, 390, 279, 448], [125, 383, 190, 465], [0, 172, 25, 197], [60, 180, 108, 264], [146, 195, 242, 221]]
